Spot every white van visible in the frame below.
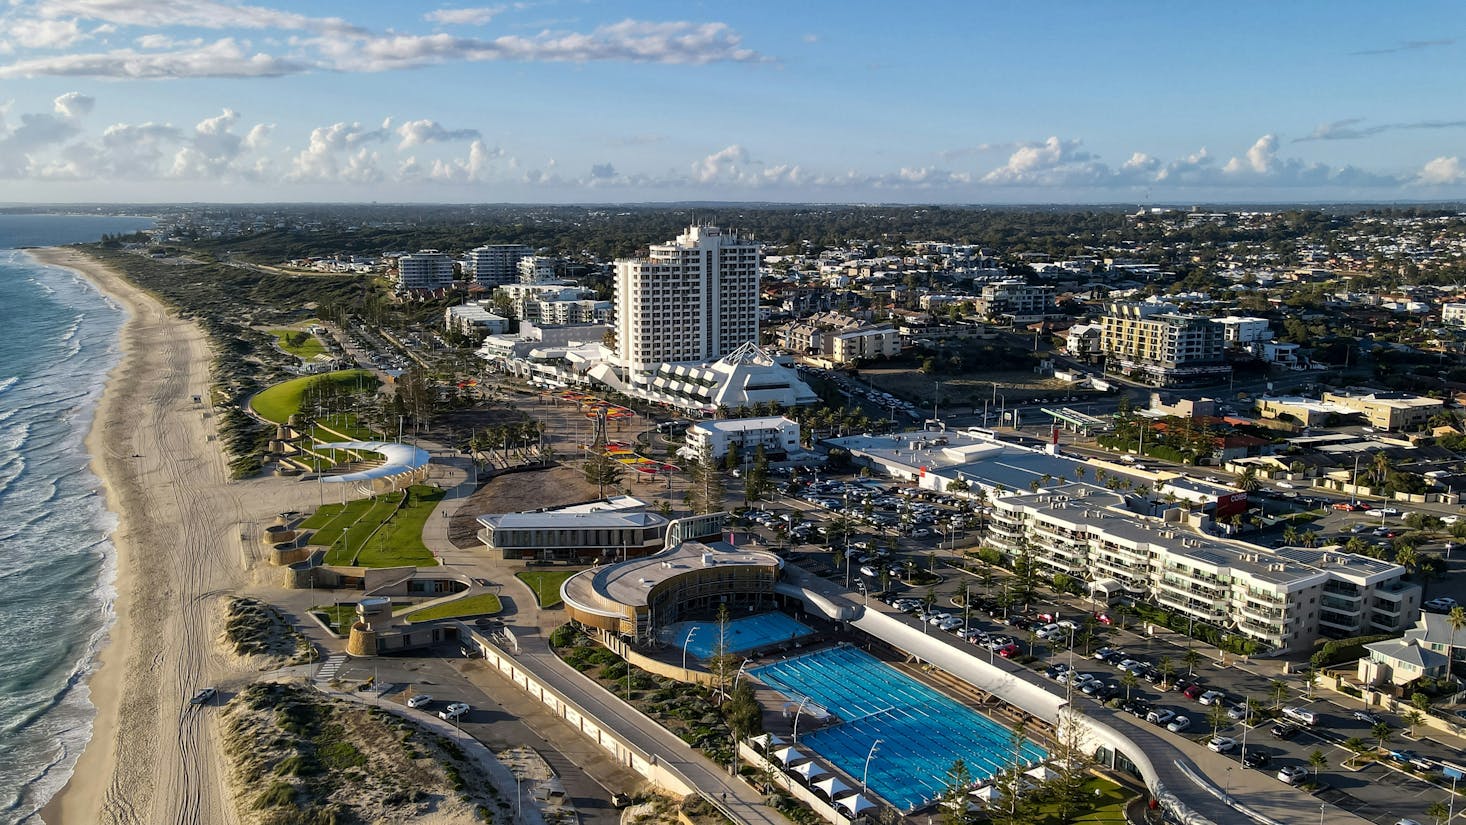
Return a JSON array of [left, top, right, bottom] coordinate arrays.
[[1281, 706, 1317, 726]]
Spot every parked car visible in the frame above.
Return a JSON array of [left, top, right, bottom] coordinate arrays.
[[1270, 723, 1300, 739], [439, 702, 470, 720], [997, 643, 1019, 658], [1198, 690, 1226, 706], [407, 694, 434, 709], [1425, 597, 1458, 612], [1045, 663, 1071, 680], [1167, 716, 1192, 733], [190, 687, 217, 706], [1147, 708, 1177, 726], [939, 617, 964, 632], [1182, 683, 1205, 700], [1208, 736, 1237, 753], [1352, 710, 1382, 725], [1282, 706, 1318, 726], [1227, 703, 1252, 721], [1242, 749, 1272, 769], [1093, 646, 1119, 661], [1277, 765, 1307, 785]]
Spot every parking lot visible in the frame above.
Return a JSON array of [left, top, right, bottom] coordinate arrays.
[[730, 471, 1464, 825]]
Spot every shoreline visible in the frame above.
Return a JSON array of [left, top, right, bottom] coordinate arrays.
[[32, 246, 136, 825], [30, 246, 268, 825]]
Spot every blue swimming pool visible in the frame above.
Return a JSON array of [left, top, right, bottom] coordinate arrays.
[[752, 645, 1047, 811], [670, 612, 814, 659]]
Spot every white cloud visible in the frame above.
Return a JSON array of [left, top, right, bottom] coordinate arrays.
[[1223, 134, 1279, 175], [10, 17, 88, 49], [1418, 156, 1466, 185], [424, 6, 508, 26], [53, 91, 94, 118], [395, 119, 480, 150], [0, 37, 309, 79], [981, 136, 1109, 186], [288, 119, 392, 182], [31, 0, 365, 35]]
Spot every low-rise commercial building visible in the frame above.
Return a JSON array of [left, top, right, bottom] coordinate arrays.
[[1320, 387, 1444, 431], [444, 303, 509, 336], [680, 416, 801, 462], [985, 484, 1419, 653], [476, 496, 668, 563]]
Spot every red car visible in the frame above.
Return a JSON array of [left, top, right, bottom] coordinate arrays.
[[1094, 612, 1114, 625], [1331, 503, 1353, 511], [997, 643, 1020, 658], [1035, 612, 1056, 623], [1183, 683, 1206, 700]]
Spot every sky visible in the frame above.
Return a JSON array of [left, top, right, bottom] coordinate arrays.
[[0, 0, 1463, 204]]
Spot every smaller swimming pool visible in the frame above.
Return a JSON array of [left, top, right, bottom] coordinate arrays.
[[669, 612, 814, 659]]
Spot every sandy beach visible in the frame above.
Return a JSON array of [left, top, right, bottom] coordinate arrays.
[[34, 247, 297, 825]]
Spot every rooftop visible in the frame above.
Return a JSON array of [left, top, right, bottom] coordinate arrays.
[[560, 540, 782, 616]]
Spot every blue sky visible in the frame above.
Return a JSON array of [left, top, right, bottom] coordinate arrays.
[[0, 0, 1463, 203]]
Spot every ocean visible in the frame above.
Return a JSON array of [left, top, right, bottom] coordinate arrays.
[[0, 215, 156, 823]]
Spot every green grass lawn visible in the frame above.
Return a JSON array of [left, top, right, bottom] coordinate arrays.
[[269, 328, 327, 360], [305, 497, 374, 546], [311, 604, 357, 635], [404, 593, 502, 623], [516, 570, 576, 608], [1028, 778, 1130, 824], [250, 369, 376, 424], [318, 485, 445, 568]]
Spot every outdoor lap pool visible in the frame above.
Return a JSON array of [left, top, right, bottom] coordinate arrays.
[[752, 645, 1047, 811], [668, 612, 814, 659]]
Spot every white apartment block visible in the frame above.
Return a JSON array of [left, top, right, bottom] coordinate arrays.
[[466, 243, 533, 286], [1443, 303, 1466, 326], [975, 281, 1056, 323], [986, 484, 1419, 653], [517, 255, 560, 283], [614, 225, 760, 378], [396, 250, 456, 291], [1210, 315, 1274, 345], [829, 327, 900, 363], [444, 303, 509, 336], [680, 416, 801, 462], [540, 299, 612, 326], [495, 283, 592, 321]]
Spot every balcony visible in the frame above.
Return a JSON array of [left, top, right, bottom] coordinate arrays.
[[1238, 601, 1284, 623]]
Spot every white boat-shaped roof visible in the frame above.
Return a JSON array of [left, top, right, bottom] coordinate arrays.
[[317, 441, 431, 483]]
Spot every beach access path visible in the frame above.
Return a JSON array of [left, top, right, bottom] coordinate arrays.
[[35, 248, 304, 825]]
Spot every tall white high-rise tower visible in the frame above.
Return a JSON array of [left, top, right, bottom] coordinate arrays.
[[613, 225, 760, 378]]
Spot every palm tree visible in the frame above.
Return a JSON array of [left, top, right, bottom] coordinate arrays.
[[1268, 679, 1290, 709], [1121, 670, 1138, 701], [1403, 709, 1425, 738], [1426, 800, 1450, 825], [1372, 721, 1393, 752], [1235, 467, 1261, 493], [1158, 656, 1175, 688], [1283, 525, 1299, 546], [1449, 606, 1466, 676], [1371, 451, 1392, 486], [1395, 544, 1420, 575], [1183, 648, 1203, 676]]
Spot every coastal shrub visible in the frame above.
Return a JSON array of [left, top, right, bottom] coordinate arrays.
[[1310, 633, 1396, 667], [254, 782, 296, 809]]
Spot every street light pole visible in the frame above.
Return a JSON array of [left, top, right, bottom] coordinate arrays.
[[682, 627, 700, 676], [792, 696, 811, 743], [862, 738, 883, 794]]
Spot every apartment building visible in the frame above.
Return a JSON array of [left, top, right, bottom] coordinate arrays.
[[1210, 315, 1273, 346], [517, 255, 560, 283], [614, 225, 761, 379], [680, 416, 801, 462], [444, 303, 509, 336], [395, 249, 456, 291], [986, 483, 1419, 653], [975, 281, 1056, 323], [494, 282, 592, 320], [1098, 302, 1230, 386], [465, 243, 533, 286]]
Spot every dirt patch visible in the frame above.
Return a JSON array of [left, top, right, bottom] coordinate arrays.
[[861, 367, 1086, 407], [446, 463, 604, 549], [432, 407, 535, 450]]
